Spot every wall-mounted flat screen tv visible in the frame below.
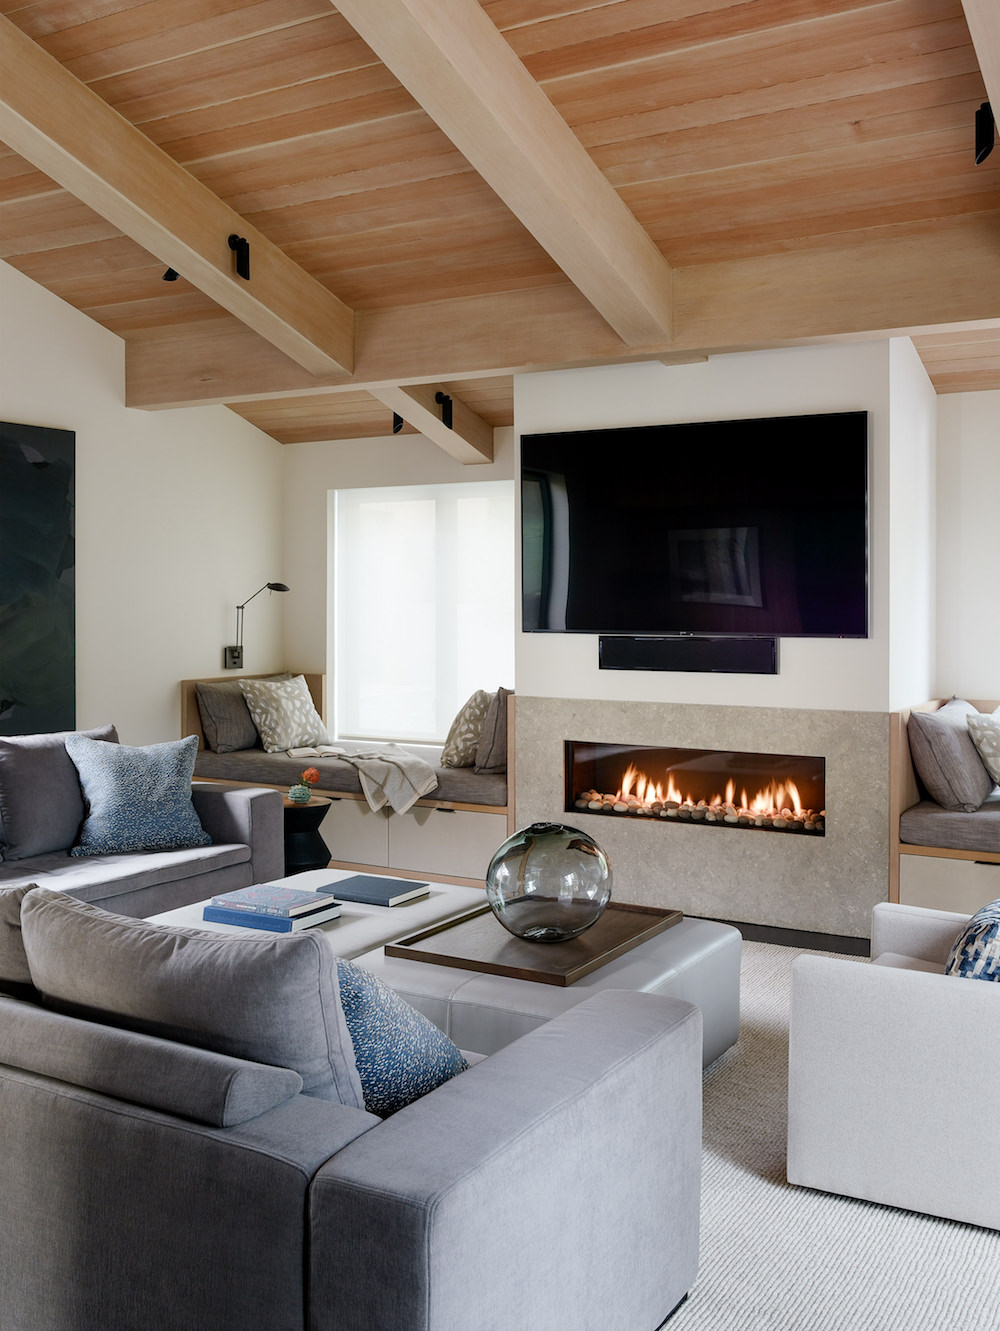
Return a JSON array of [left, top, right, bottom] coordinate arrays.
[[521, 411, 869, 638]]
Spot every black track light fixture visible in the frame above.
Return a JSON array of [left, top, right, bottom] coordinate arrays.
[[162, 268, 179, 281], [228, 234, 251, 280], [976, 101, 995, 164]]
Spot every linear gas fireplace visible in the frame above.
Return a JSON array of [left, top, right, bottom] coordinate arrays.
[[566, 741, 825, 836]]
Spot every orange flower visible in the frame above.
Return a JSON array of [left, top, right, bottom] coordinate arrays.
[[301, 767, 320, 785]]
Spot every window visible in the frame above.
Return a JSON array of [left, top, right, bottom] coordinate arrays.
[[333, 481, 514, 743]]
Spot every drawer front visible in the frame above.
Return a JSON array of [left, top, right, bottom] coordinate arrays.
[[388, 806, 508, 880], [900, 853, 1000, 915], [321, 797, 389, 867]]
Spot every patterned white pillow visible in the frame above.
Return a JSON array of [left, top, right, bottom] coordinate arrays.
[[968, 711, 1000, 786], [440, 689, 494, 768], [240, 675, 330, 753]]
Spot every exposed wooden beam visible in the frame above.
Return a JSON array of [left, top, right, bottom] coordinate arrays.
[[961, 1, 1000, 114], [0, 13, 355, 376], [125, 217, 1000, 410], [331, 0, 673, 347], [370, 383, 494, 464]]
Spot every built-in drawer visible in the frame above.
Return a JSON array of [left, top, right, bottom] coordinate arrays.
[[899, 851, 1000, 915], [320, 796, 389, 868], [388, 806, 508, 881]]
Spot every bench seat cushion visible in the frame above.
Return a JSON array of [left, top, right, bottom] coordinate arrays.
[[899, 793, 1000, 854], [194, 749, 507, 807]]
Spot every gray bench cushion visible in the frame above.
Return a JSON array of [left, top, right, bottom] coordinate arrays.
[[194, 748, 507, 807], [900, 793, 1000, 854]]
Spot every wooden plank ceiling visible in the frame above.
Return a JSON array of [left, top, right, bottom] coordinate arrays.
[[2, 0, 1000, 453]]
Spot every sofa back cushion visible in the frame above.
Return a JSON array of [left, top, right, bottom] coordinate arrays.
[[0, 994, 304, 1127], [20, 890, 365, 1108], [0, 724, 118, 860], [0, 884, 34, 991]]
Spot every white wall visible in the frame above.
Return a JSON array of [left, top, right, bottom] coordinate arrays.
[[281, 427, 515, 678], [936, 390, 1000, 698], [515, 346, 898, 712], [888, 337, 937, 709], [0, 259, 285, 743]]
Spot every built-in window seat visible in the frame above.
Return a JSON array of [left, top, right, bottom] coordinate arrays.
[[181, 675, 513, 887], [890, 698, 1000, 914]]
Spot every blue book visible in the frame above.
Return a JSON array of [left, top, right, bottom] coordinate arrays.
[[210, 883, 339, 917], [316, 875, 429, 907], [202, 901, 341, 932]]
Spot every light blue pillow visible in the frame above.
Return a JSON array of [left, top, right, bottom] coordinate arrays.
[[336, 959, 468, 1116], [945, 899, 1000, 980], [65, 733, 211, 856]]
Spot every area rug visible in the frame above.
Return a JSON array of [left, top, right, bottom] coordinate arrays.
[[668, 941, 1000, 1331]]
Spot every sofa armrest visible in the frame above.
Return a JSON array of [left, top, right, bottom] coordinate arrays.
[[308, 990, 702, 1331], [870, 900, 968, 965], [788, 954, 1000, 1229], [191, 784, 284, 884]]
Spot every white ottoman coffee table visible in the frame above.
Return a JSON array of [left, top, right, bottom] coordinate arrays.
[[150, 870, 742, 1067], [357, 913, 741, 1066]]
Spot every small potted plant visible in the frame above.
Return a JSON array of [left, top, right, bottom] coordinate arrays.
[[287, 766, 320, 804]]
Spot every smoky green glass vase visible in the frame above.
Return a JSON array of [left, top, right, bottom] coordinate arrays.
[[485, 821, 612, 943]]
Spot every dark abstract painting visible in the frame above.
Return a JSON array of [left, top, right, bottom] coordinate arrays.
[[0, 421, 75, 734]]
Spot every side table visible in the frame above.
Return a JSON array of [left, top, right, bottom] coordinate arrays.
[[282, 796, 331, 874]]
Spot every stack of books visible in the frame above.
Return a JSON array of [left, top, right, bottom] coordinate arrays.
[[203, 884, 342, 932]]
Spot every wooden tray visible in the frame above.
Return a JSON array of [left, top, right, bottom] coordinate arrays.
[[384, 901, 682, 987]]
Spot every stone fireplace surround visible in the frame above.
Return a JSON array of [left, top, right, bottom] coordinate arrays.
[[514, 697, 889, 939]]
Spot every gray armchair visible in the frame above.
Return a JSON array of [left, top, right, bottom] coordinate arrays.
[[787, 901, 1000, 1231]]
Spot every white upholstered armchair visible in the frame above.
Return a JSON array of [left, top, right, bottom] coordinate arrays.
[[787, 901, 1000, 1231]]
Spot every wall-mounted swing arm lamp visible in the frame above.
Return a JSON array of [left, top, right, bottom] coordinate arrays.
[[223, 582, 289, 670]]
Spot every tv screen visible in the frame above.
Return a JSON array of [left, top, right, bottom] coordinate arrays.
[[521, 411, 869, 638]]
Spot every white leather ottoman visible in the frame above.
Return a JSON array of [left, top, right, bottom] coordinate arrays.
[[357, 915, 742, 1066]]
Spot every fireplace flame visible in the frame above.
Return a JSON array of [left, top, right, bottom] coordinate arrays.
[[616, 765, 813, 821]]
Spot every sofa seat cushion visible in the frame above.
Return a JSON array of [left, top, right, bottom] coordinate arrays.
[[0, 842, 249, 903], [20, 889, 365, 1107], [0, 724, 118, 861], [193, 748, 508, 807], [899, 793, 1000, 854]]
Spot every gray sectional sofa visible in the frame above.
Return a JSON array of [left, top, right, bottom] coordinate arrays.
[[0, 887, 703, 1331], [0, 726, 283, 917]]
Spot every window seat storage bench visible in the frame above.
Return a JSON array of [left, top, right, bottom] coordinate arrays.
[[890, 698, 1000, 914], [182, 676, 513, 886]]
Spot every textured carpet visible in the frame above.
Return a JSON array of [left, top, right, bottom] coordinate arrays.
[[667, 941, 1000, 1331]]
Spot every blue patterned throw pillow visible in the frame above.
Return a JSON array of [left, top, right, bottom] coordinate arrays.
[[945, 899, 1000, 980], [336, 959, 468, 1117], [65, 733, 211, 856]]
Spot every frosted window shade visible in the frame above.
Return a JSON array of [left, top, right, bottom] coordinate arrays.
[[334, 482, 514, 743]]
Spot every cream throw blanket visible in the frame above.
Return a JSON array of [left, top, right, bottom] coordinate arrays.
[[335, 745, 439, 814]]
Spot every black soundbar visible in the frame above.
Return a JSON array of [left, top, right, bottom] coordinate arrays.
[[598, 635, 778, 675]]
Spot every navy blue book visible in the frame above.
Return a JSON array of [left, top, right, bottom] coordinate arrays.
[[202, 900, 341, 932], [319, 875, 429, 907]]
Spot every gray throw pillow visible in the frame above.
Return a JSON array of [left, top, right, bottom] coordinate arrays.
[[19, 889, 365, 1107], [441, 689, 494, 768], [65, 733, 211, 856], [907, 699, 994, 813], [0, 724, 118, 860], [196, 681, 262, 753], [475, 686, 512, 775]]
